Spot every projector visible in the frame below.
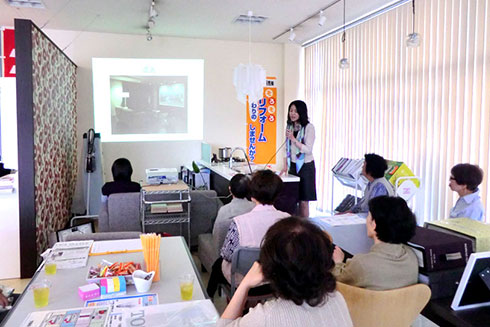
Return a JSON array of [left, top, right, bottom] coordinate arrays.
[[145, 168, 179, 185]]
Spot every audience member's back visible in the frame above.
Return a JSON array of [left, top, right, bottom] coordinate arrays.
[[212, 174, 255, 250], [333, 196, 418, 291], [102, 158, 141, 197]]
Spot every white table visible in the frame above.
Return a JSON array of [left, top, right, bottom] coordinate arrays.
[[3, 236, 209, 326]]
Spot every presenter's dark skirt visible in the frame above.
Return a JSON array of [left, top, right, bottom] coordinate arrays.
[[289, 161, 317, 201]]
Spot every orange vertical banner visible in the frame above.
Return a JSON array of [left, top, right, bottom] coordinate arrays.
[[246, 77, 277, 164]]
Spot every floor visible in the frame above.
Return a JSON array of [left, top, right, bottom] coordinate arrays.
[[0, 255, 439, 327]]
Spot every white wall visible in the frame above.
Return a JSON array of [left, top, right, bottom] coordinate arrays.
[[0, 77, 20, 279], [42, 30, 300, 211]]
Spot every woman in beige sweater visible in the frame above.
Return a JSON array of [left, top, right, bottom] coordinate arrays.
[[218, 217, 353, 327], [333, 196, 418, 290]]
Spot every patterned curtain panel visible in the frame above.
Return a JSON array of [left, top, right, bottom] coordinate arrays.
[[305, 0, 490, 223], [31, 27, 78, 253]]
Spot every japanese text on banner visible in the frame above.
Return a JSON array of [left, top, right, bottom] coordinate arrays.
[[246, 77, 277, 164]]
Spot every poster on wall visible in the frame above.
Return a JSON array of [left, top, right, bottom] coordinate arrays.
[[246, 77, 277, 164], [0, 27, 15, 77]]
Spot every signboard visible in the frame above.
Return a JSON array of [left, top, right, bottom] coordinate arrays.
[[246, 77, 277, 164], [1, 27, 15, 77]]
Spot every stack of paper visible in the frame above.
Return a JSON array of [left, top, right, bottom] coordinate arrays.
[[49, 241, 93, 269]]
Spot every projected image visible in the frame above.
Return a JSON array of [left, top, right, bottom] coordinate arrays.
[[110, 76, 188, 135], [93, 58, 203, 142]]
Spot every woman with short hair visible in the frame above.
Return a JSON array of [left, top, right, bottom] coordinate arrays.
[[449, 163, 485, 221], [218, 217, 353, 327], [333, 196, 418, 291]]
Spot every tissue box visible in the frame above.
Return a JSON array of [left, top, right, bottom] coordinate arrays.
[[78, 283, 100, 301], [100, 276, 126, 298]]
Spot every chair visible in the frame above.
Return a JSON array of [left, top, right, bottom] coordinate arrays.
[[64, 231, 142, 241], [219, 247, 273, 307], [98, 192, 141, 232], [336, 282, 431, 327]]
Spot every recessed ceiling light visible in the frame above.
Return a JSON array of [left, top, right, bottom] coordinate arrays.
[[5, 0, 45, 9]]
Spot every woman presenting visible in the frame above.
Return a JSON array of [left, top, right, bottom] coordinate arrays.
[[281, 100, 316, 217]]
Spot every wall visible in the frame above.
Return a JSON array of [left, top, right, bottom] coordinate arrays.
[[0, 77, 20, 279], [44, 30, 289, 207]]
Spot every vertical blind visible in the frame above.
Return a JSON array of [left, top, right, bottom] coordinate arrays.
[[305, 0, 490, 223]]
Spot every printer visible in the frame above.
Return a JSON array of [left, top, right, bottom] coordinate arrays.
[[145, 168, 179, 185]]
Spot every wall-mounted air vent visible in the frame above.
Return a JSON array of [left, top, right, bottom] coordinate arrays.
[[6, 0, 45, 9], [233, 15, 268, 24]]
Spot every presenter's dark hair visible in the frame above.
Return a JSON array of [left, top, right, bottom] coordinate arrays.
[[364, 153, 388, 178], [250, 169, 283, 205], [451, 164, 484, 191], [368, 196, 416, 243], [287, 100, 309, 127], [260, 217, 336, 307], [229, 174, 250, 199], [111, 158, 133, 181]]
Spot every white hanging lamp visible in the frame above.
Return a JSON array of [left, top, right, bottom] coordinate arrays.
[[406, 0, 421, 47], [338, 0, 349, 69], [233, 11, 266, 104]]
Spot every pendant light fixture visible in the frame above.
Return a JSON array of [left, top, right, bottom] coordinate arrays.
[[233, 11, 266, 104], [406, 0, 421, 47], [318, 10, 326, 26], [338, 0, 349, 69]]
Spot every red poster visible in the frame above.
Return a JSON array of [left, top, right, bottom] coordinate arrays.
[[2, 28, 15, 77]]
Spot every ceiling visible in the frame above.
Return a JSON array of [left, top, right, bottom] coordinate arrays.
[[0, 0, 400, 44]]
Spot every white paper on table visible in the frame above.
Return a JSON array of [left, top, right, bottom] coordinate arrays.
[[120, 299, 218, 327], [49, 240, 94, 269], [20, 306, 111, 327], [90, 239, 142, 255], [317, 213, 366, 226]]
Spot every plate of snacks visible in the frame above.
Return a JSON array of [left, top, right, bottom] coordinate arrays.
[[87, 260, 141, 284]]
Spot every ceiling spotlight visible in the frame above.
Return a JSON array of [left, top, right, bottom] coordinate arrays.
[[149, 1, 158, 18], [339, 58, 350, 69], [288, 28, 296, 42], [338, 0, 350, 70], [406, 32, 420, 47], [147, 18, 155, 29], [406, 0, 421, 48], [318, 10, 326, 26], [146, 29, 153, 41]]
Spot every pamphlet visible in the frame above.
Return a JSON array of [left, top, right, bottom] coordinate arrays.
[[49, 240, 94, 269], [20, 306, 111, 327]]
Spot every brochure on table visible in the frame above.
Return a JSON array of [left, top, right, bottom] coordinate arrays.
[[21, 300, 218, 327], [48, 240, 94, 269]]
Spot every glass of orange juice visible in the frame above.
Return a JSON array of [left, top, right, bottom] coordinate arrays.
[[30, 279, 51, 308], [179, 274, 194, 301]]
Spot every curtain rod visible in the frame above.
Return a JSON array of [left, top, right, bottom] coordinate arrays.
[[302, 0, 410, 47]]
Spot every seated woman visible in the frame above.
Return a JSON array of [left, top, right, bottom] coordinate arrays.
[[333, 196, 418, 291], [101, 158, 141, 197], [218, 217, 353, 327], [212, 174, 255, 251], [207, 170, 289, 297], [349, 153, 394, 214], [449, 163, 485, 221]]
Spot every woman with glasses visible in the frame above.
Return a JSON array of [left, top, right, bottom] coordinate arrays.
[[448, 163, 485, 221]]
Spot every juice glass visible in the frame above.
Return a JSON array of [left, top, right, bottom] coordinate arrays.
[[179, 274, 194, 301], [31, 279, 51, 308], [45, 261, 57, 275]]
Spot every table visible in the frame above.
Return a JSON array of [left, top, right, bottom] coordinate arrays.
[[310, 217, 490, 327], [3, 236, 209, 326]]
